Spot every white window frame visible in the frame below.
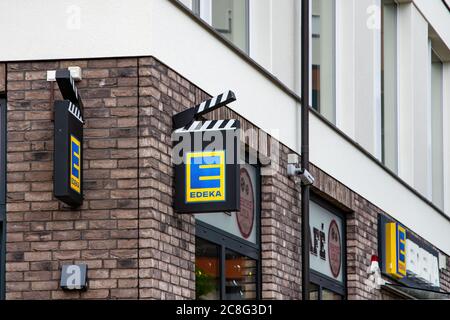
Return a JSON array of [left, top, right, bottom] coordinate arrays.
[[192, 0, 250, 54]]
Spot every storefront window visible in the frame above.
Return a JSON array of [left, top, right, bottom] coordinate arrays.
[[309, 283, 320, 300], [193, 0, 249, 53], [225, 249, 257, 300], [309, 197, 346, 300], [322, 288, 343, 300], [195, 163, 260, 300], [195, 238, 221, 300]]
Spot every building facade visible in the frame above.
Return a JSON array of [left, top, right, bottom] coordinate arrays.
[[0, 0, 449, 300]]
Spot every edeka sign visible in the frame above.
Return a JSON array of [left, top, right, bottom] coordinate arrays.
[[54, 69, 84, 208], [172, 119, 240, 213], [385, 222, 407, 278], [185, 151, 225, 203], [70, 135, 81, 194], [379, 216, 440, 289], [54, 101, 83, 207]]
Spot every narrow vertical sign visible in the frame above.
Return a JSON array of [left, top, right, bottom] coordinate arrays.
[[70, 135, 81, 194], [53, 69, 84, 207]]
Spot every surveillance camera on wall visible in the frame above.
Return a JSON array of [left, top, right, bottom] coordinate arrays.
[[287, 154, 315, 185], [287, 164, 315, 185]]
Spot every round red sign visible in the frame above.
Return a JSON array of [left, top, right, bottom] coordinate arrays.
[[328, 219, 341, 279], [236, 168, 254, 239]]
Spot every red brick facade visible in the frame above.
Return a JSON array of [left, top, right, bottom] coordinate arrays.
[[0, 57, 448, 299]]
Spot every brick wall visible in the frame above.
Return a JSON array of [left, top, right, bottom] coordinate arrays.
[[0, 63, 5, 93], [6, 58, 140, 299], [137, 57, 196, 299], [2, 56, 449, 300]]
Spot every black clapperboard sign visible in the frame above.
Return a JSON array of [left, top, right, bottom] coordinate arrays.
[[172, 91, 240, 213], [54, 69, 84, 207]]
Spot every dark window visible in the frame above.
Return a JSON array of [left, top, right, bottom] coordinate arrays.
[[224, 248, 257, 299], [196, 238, 221, 300]]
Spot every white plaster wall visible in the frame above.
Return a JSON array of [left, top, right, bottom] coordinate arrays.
[[0, 0, 152, 61], [0, 0, 449, 253]]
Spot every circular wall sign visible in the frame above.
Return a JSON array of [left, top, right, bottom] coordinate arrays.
[[236, 168, 254, 239], [328, 219, 341, 278]]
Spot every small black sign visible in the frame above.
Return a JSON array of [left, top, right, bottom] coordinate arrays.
[[53, 69, 84, 207]]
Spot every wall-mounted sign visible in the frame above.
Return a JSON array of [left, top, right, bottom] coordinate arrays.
[[173, 119, 240, 213], [54, 69, 84, 207], [379, 216, 440, 289], [310, 201, 344, 283], [328, 220, 342, 278], [385, 222, 407, 279], [405, 234, 440, 287], [185, 150, 226, 203], [60, 264, 88, 291], [195, 163, 258, 244]]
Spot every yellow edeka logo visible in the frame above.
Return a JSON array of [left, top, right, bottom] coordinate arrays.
[[70, 135, 81, 194], [186, 151, 225, 203], [385, 222, 406, 278]]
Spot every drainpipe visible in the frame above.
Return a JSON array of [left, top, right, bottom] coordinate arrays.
[[301, 0, 311, 300]]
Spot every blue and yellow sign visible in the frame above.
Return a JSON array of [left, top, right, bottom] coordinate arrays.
[[70, 135, 81, 194], [53, 74, 84, 208], [172, 119, 240, 213], [186, 151, 225, 203], [385, 222, 407, 278]]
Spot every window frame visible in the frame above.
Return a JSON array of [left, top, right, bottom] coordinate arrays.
[[381, 0, 400, 173], [192, 0, 250, 54], [309, 193, 347, 299], [195, 162, 261, 300], [311, 0, 337, 123], [430, 48, 444, 209]]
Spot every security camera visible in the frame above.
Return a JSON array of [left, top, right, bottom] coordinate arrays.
[[287, 163, 315, 185]]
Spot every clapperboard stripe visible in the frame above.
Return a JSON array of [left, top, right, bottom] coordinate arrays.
[[172, 90, 236, 129], [174, 119, 238, 133], [194, 90, 236, 117], [68, 102, 84, 124], [69, 76, 80, 102], [55, 69, 82, 107]]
